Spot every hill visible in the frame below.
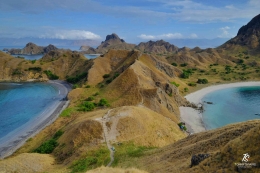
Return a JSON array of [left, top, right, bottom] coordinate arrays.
[[84, 33, 136, 54], [136, 40, 178, 54], [8, 42, 58, 55], [221, 14, 260, 51]]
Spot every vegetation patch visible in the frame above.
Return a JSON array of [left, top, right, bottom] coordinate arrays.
[[197, 78, 209, 84], [33, 130, 63, 154], [28, 67, 42, 72], [103, 74, 110, 78], [170, 81, 180, 87], [112, 142, 155, 167], [69, 146, 110, 173], [44, 70, 59, 80], [60, 108, 75, 117], [66, 72, 87, 84], [78, 101, 95, 112]]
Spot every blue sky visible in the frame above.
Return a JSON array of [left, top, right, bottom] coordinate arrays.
[[0, 0, 259, 44]]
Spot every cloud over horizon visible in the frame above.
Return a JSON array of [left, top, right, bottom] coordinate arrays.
[[40, 30, 101, 40]]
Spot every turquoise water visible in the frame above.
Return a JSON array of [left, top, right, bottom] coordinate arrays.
[[84, 54, 100, 59], [12, 54, 43, 60], [202, 86, 260, 130], [0, 83, 58, 139]]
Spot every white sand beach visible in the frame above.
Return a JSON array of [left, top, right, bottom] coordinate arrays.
[[180, 81, 260, 133], [0, 80, 71, 159]]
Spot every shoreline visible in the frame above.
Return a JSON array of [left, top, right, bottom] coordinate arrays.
[[0, 80, 71, 159], [180, 81, 260, 133]]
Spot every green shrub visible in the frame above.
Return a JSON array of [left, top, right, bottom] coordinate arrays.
[[106, 79, 112, 84], [98, 98, 110, 107], [53, 130, 64, 140], [43, 70, 59, 80], [93, 92, 99, 96], [85, 85, 91, 88], [113, 73, 120, 79], [31, 60, 36, 64], [73, 84, 79, 89], [79, 101, 95, 111], [66, 72, 87, 84], [103, 74, 110, 78], [184, 87, 189, 92], [34, 139, 58, 154], [86, 96, 94, 101], [69, 147, 110, 173], [188, 82, 197, 87], [197, 78, 208, 84], [60, 108, 74, 117], [170, 81, 180, 87], [180, 63, 187, 67], [33, 130, 63, 154], [12, 69, 22, 75], [171, 62, 178, 66], [237, 59, 244, 64], [181, 69, 193, 79], [28, 67, 42, 72]]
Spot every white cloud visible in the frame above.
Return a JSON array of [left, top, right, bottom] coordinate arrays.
[[40, 30, 101, 40], [190, 33, 198, 38], [138, 33, 183, 40], [218, 26, 231, 38], [138, 34, 156, 40]]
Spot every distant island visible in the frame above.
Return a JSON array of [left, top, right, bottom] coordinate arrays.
[[6, 42, 58, 55]]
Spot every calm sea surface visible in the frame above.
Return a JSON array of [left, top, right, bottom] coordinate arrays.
[[0, 83, 58, 139], [202, 86, 260, 129]]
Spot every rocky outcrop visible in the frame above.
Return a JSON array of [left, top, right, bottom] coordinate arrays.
[[85, 33, 135, 54], [221, 13, 260, 49], [8, 42, 58, 55], [190, 154, 210, 167], [136, 40, 179, 54], [79, 45, 90, 51]]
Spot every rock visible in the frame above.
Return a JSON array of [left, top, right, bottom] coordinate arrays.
[[79, 45, 90, 51], [190, 154, 210, 167]]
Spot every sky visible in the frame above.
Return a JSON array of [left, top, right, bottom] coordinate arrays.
[[0, 0, 259, 45]]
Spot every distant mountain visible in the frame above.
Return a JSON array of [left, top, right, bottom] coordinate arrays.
[[221, 14, 260, 49], [8, 42, 58, 55], [136, 40, 178, 54], [85, 33, 136, 54], [0, 37, 100, 47]]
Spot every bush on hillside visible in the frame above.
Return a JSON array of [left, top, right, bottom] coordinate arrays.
[[44, 70, 59, 80], [197, 78, 208, 84], [171, 62, 178, 66], [79, 101, 95, 111], [66, 72, 87, 84], [98, 98, 110, 107]]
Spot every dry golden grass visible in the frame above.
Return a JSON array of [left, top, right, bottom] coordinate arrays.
[[106, 106, 186, 147], [0, 153, 55, 173], [86, 166, 148, 173], [135, 120, 260, 173]]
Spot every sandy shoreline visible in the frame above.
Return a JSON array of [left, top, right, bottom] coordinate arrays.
[[180, 81, 260, 133], [0, 80, 71, 159]]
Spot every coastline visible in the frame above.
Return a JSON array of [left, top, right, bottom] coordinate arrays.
[[180, 81, 260, 133], [0, 80, 71, 159]]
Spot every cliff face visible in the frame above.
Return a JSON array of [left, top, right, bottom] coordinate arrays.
[[221, 14, 260, 49], [8, 42, 58, 55]]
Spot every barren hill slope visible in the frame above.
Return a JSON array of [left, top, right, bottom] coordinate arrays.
[[130, 120, 260, 172]]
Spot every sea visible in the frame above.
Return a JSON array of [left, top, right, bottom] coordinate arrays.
[[202, 86, 260, 130], [0, 82, 59, 139], [0, 46, 100, 60]]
